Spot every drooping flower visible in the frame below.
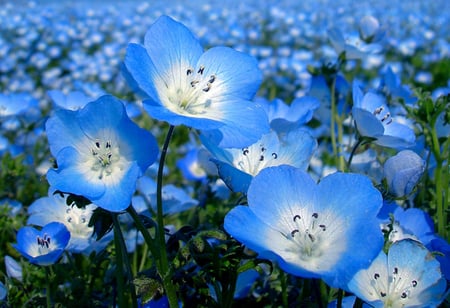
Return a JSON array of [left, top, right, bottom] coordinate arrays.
[[224, 166, 384, 288], [347, 239, 447, 307], [383, 150, 425, 197], [45, 95, 159, 212], [27, 189, 112, 254], [13, 222, 70, 266], [202, 128, 317, 193], [352, 81, 415, 148], [123, 15, 269, 148]]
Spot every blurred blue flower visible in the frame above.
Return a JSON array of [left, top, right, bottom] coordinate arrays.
[[259, 96, 320, 134], [176, 148, 208, 182], [5, 255, 23, 282], [234, 268, 260, 299], [45, 95, 159, 212], [27, 189, 112, 255], [123, 15, 269, 147], [0, 281, 5, 302], [48, 90, 94, 111], [224, 166, 383, 289], [327, 27, 382, 60], [13, 222, 70, 266], [0, 92, 37, 117], [202, 128, 316, 193], [347, 239, 447, 307], [358, 16, 385, 44], [136, 176, 198, 216], [352, 81, 415, 148], [383, 150, 425, 197], [379, 66, 417, 105]]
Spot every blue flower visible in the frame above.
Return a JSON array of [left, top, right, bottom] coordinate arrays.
[[123, 15, 269, 147], [13, 222, 70, 266], [352, 81, 415, 148], [136, 176, 199, 216], [259, 96, 320, 134], [5, 255, 23, 281], [347, 239, 447, 307], [0, 281, 5, 302], [27, 189, 112, 255], [224, 166, 383, 288], [0, 92, 37, 117], [45, 95, 159, 212], [47, 90, 94, 111], [202, 128, 317, 193], [383, 150, 425, 197]]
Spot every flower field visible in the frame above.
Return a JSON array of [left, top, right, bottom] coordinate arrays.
[[0, 0, 449, 307]]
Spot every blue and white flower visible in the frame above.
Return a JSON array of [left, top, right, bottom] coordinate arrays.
[[347, 239, 447, 307], [123, 15, 269, 147], [45, 95, 159, 212], [224, 166, 384, 288], [13, 222, 70, 266]]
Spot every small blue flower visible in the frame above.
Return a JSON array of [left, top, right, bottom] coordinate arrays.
[[347, 239, 447, 307], [5, 255, 23, 281], [383, 150, 425, 197], [27, 189, 112, 255], [0, 92, 37, 117], [224, 166, 383, 288], [202, 128, 317, 193], [352, 81, 415, 148], [123, 15, 269, 147], [0, 281, 5, 302], [136, 176, 198, 216], [259, 96, 320, 134], [13, 222, 70, 266], [45, 95, 159, 212]]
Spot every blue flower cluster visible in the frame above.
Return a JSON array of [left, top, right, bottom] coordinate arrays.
[[1, 1, 449, 307]]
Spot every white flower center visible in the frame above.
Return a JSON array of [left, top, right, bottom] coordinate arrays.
[[31, 234, 54, 257], [372, 105, 393, 125], [65, 206, 93, 238], [162, 65, 218, 115], [89, 139, 122, 180], [281, 210, 347, 271], [235, 143, 279, 176], [369, 267, 419, 306]]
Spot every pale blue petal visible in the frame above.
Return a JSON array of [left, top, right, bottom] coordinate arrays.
[[352, 107, 384, 138], [143, 15, 203, 81], [197, 46, 262, 100], [247, 166, 318, 232]]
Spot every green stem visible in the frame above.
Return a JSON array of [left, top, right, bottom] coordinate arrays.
[[329, 77, 345, 171], [156, 125, 178, 307], [347, 136, 364, 169], [45, 267, 52, 308], [126, 205, 159, 269], [280, 270, 288, 308], [112, 213, 138, 308], [429, 125, 448, 240]]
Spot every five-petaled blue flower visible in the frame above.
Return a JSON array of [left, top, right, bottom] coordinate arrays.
[[13, 222, 70, 266], [347, 239, 447, 307], [45, 95, 159, 212], [224, 165, 384, 289], [123, 15, 269, 148]]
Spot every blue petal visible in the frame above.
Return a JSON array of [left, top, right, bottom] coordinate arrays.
[[143, 15, 203, 82], [123, 43, 158, 101], [197, 46, 262, 100], [46, 147, 105, 200], [211, 158, 253, 193], [45, 108, 88, 157], [352, 107, 384, 138], [247, 166, 318, 231], [317, 172, 384, 287]]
